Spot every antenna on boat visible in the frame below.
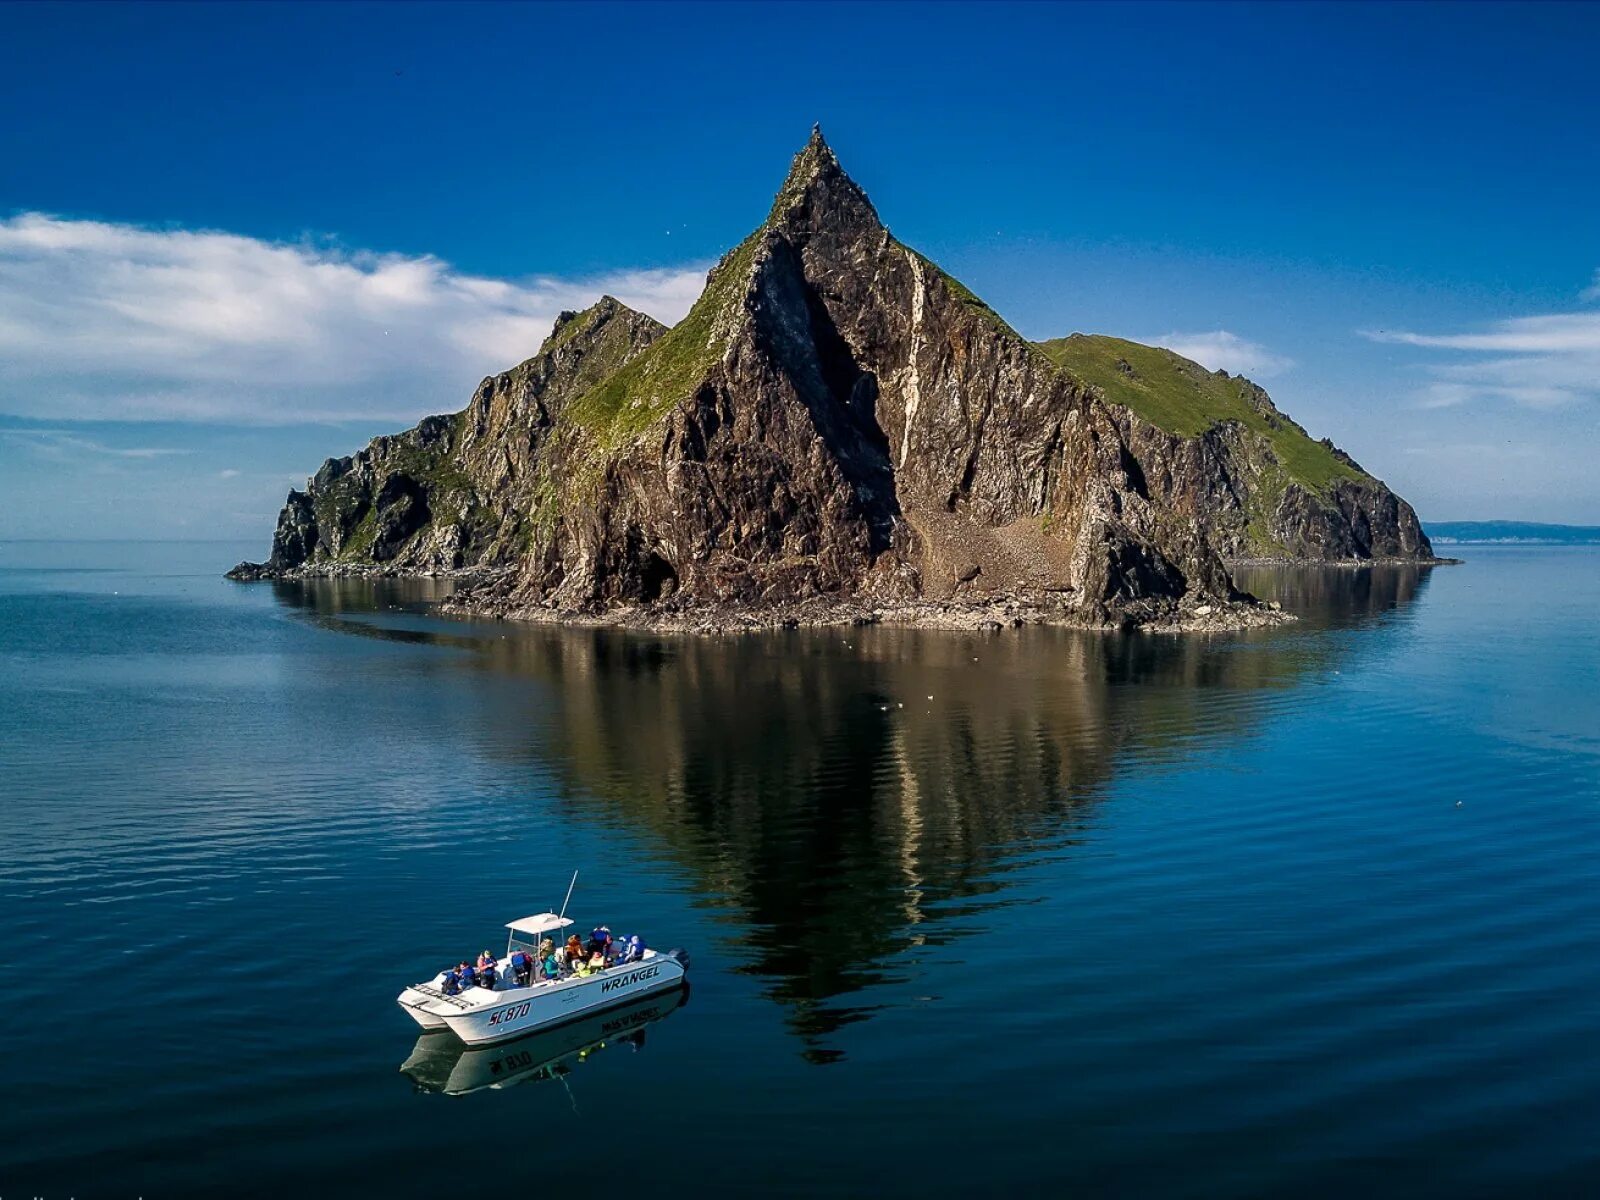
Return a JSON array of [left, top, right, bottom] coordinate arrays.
[[558, 870, 579, 921]]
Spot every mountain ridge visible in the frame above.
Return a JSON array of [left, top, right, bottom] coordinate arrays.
[[230, 129, 1433, 629]]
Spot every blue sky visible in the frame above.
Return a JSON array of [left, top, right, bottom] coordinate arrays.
[[3, 0, 1598, 539]]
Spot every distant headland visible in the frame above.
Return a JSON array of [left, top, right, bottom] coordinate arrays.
[[1428, 521, 1600, 545], [229, 128, 1435, 632]]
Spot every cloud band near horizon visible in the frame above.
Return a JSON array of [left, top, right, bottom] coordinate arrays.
[[1363, 294, 1600, 411], [0, 213, 709, 425]]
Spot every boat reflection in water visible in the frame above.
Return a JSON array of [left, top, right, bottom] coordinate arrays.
[[399, 986, 688, 1097]]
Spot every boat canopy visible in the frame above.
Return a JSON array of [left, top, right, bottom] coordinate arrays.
[[506, 913, 576, 937]]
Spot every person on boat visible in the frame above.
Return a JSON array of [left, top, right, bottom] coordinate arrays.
[[539, 939, 560, 982], [623, 934, 646, 963], [586, 926, 612, 961], [439, 966, 462, 996], [478, 958, 498, 988], [510, 949, 533, 986], [564, 933, 585, 969], [458, 961, 477, 989], [477, 950, 496, 971]]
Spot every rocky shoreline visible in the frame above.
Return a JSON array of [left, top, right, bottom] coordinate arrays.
[[439, 592, 1292, 635], [238, 558, 1291, 633], [238, 548, 1465, 635]]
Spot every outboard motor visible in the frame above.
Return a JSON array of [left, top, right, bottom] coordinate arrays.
[[664, 947, 691, 971]]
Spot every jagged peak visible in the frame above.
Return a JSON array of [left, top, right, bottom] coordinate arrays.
[[766, 126, 880, 236], [542, 294, 657, 355], [547, 308, 585, 341], [798, 122, 833, 169]]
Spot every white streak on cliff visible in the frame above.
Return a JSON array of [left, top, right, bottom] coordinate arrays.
[[900, 247, 927, 469]]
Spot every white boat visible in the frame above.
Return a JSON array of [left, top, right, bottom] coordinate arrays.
[[396, 909, 689, 1046], [399, 987, 689, 1095]]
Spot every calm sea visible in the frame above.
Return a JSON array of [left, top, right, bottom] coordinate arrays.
[[2, 541, 1597, 1198]]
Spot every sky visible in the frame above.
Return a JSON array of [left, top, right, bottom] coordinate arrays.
[[2, 0, 1598, 540]]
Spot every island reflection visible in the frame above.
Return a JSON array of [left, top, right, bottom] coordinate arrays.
[[275, 564, 1433, 1058]]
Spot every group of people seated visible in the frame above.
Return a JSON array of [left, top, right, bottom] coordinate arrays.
[[438, 949, 504, 996], [558, 927, 649, 977], [437, 927, 647, 996]]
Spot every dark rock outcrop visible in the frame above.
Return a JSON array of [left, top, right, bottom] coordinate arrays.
[[230, 129, 1433, 625]]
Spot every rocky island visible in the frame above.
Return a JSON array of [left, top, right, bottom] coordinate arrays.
[[229, 129, 1434, 631]]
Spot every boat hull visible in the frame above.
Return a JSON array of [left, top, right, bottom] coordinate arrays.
[[400, 987, 689, 1095], [440, 957, 687, 1046], [397, 986, 452, 1030]]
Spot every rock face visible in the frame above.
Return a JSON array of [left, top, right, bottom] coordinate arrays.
[[227, 297, 665, 580], [230, 128, 1433, 624], [1037, 333, 1431, 561]]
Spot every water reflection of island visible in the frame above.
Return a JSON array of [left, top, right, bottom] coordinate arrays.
[[278, 564, 1433, 1059], [1232, 562, 1435, 629]]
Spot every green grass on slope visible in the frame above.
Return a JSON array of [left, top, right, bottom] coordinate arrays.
[[561, 225, 1039, 452], [925, 255, 1009, 329], [901, 245, 1062, 375], [1036, 333, 1367, 493], [543, 304, 603, 353], [565, 233, 761, 448]]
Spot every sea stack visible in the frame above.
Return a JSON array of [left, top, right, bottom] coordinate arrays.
[[230, 129, 1433, 628]]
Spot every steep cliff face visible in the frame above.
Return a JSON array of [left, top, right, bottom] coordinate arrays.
[[1038, 334, 1431, 561], [231, 129, 1431, 625], [228, 297, 665, 579]]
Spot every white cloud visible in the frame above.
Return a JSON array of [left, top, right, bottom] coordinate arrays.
[[1365, 312, 1600, 355], [1145, 330, 1294, 377], [0, 213, 709, 424], [1364, 285, 1600, 410]]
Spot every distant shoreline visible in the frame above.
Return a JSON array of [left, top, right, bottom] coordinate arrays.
[[1426, 522, 1600, 546], [1431, 538, 1599, 546], [1226, 555, 1460, 567]]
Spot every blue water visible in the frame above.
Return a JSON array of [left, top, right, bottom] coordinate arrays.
[[2, 542, 1597, 1197]]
